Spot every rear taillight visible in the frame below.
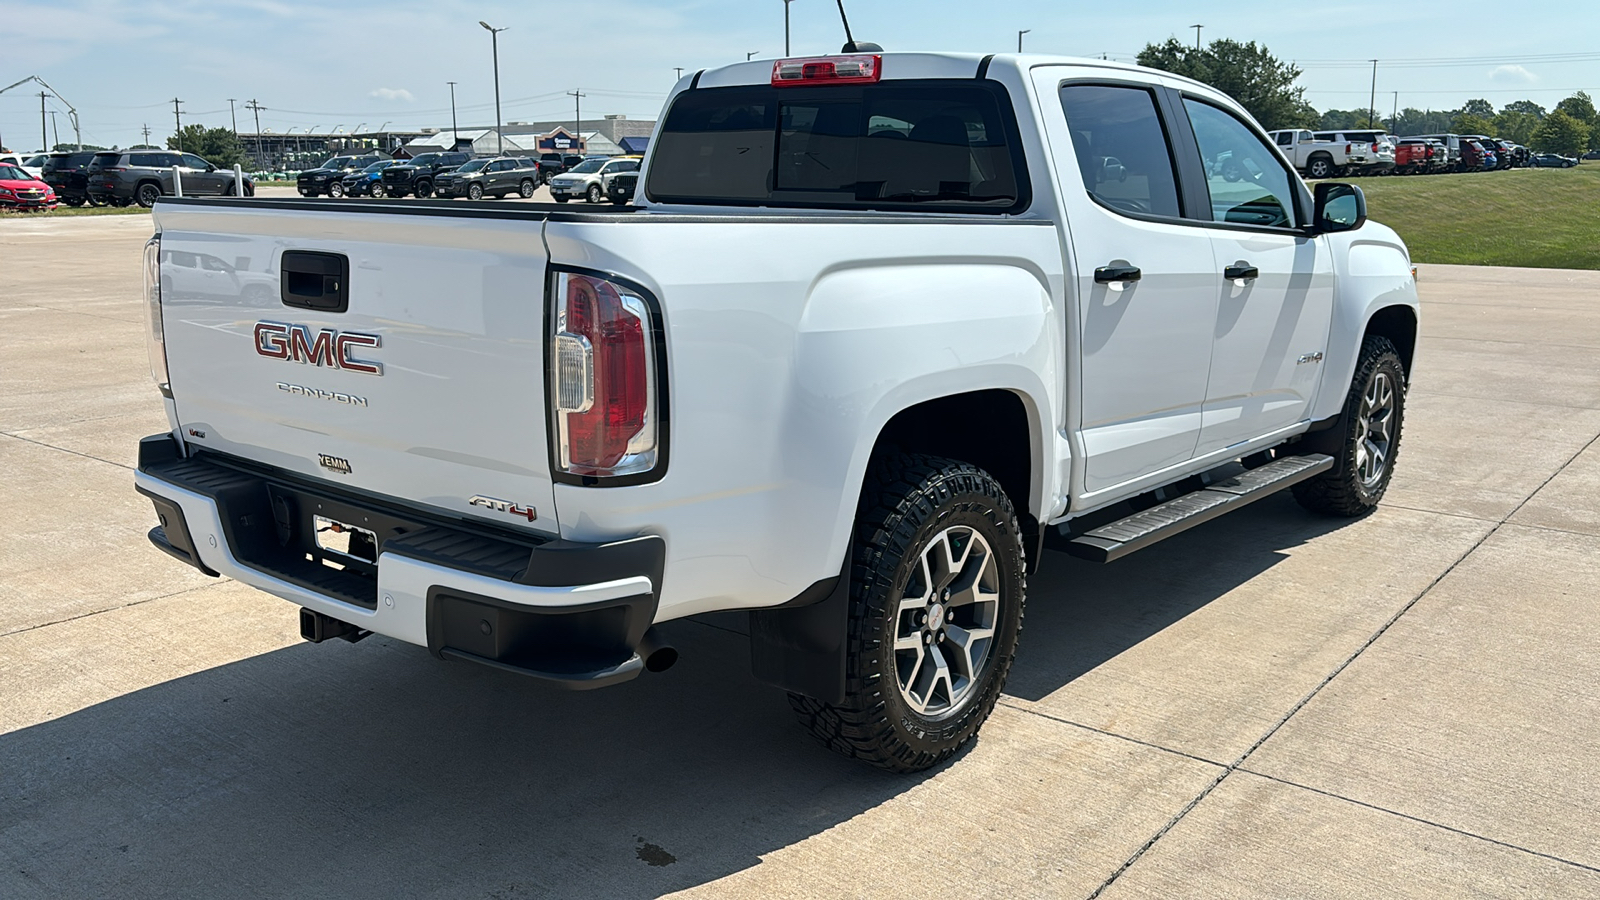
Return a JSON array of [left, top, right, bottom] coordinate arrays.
[[1345, 143, 1353, 154], [772, 54, 882, 86], [550, 272, 660, 480], [1371, 142, 1381, 153], [143, 234, 169, 389]]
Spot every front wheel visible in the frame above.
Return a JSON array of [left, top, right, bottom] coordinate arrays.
[[328, 182, 346, 198], [586, 183, 603, 203], [414, 181, 433, 199], [519, 179, 536, 198], [467, 182, 484, 200], [1292, 335, 1406, 516], [788, 453, 1026, 773], [370, 183, 386, 199]]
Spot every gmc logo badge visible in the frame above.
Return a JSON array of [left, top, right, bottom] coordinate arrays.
[[254, 322, 382, 375]]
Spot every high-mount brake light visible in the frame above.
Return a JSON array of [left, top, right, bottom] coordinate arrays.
[[771, 54, 882, 86], [550, 272, 659, 480]]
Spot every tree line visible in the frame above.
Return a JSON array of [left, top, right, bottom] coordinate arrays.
[[1138, 38, 1598, 156]]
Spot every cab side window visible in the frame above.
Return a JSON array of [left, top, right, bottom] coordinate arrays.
[[1182, 99, 1299, 229], [182, 153, 211, 170], [1058, 84, 1182, 218]]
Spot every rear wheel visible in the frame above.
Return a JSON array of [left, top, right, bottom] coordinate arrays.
[[788, 452, 1026, 773], [63, 196, 84, 207], [552, 195, 569, 203], [1292, 336, 1406, 516], [1306, 155, 1333, 179], [135, 183, 162, 208]]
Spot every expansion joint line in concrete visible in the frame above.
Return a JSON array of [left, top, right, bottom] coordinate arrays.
[[1084, 427, 1600, 899], [0, 430, 134, 471]]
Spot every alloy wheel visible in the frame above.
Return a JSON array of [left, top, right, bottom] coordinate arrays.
[[1354, 371, 1396, 487], [893, 526, 1001, 718]]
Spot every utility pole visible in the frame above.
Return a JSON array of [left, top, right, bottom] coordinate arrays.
[[569, 90, 586, 153], [1017, 29, 1030, 53], [227, 98, 239, 136], [142, 124, 152, 146], [172, 97, 184, 151], [39, 91, 48, 152], [480, 22, 508, 155], [447, 81, 459, 149], [246, 100, 266, 168], [1191, 24, 1203, 50], [1368, 60, 1378, 129], [1392, 91, 1399, 130], [783, 0, 794, 56]]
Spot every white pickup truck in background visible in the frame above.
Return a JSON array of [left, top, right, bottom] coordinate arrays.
[[1267, 128, 1356, 179], [136, 51, 1418, 772]]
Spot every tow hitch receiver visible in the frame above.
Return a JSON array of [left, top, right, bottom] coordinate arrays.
[[300, 607, 370, 644]]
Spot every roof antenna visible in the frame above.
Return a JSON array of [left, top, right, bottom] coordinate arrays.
[[835, 0, 882, 53]]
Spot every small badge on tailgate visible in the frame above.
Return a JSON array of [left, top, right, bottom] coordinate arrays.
[[468, 495, 538, 522], [319, 453, 353, 475]]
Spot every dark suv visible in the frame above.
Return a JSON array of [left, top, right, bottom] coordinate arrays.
[[378, 151, 471, 198], [42, 151, 99, 206], [296, 154, 385, 197], [536, 152, 586, 184], [87, 150, 254, 207], [433, 156, 543, 199]]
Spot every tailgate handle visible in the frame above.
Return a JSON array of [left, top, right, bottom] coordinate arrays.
[[280, 251, 349, 313]]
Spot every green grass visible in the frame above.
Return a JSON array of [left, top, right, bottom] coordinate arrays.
[[0, 204, 150, 218], [1356, 163, 1600, 269]]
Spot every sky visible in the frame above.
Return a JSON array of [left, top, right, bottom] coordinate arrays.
[[3, 0, 1598, 151]]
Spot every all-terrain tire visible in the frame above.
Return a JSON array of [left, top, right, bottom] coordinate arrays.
[[788, 452, 1026, 773], [1292, 335, 1406, 516]]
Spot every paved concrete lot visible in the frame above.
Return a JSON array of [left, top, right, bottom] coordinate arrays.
[[3, 217, 1599, 899]]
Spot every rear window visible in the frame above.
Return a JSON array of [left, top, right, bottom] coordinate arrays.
[[646, 80, 1027, 213], [87, 153, 124, 172]]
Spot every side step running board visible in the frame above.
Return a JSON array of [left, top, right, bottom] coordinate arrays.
[[1065, 454, 1335, 563]]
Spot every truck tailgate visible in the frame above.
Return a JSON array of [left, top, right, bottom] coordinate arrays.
[[152, 202, 557, 535]]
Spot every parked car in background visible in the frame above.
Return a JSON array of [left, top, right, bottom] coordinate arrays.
[[337, 159, 402, 198], [379, 151, 471, 198], [0, 163, 57, 210], [1458, 139, 1486, 171], [1466, 137, 1511, 170], [41, 150, 99, 206], [88, 150, 254, 207], [1424, 139, 1451, 172], [547, 156, 642, 203], [1583, 150, 1600, 160], [1531, 153, 1578, 168], [1393, 139, 1431, 175], [0, 152, 43, 179], [1409, 134, 1463, 169], [297, 154, 386, 198], [1267, 129, 1352, 179], [606, 169, 638, 205], [434, 156, 542, 199], [1313, 130, 1395, 175], [158, 248, 277, 305]]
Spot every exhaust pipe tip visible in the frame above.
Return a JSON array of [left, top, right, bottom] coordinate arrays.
[[637, 628, 678, 673]]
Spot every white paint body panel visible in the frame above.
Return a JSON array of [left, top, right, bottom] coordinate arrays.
[[146, 53, 1417, 634]]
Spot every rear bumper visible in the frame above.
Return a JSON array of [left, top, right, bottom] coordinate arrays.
[[134, 434, 665, 688]]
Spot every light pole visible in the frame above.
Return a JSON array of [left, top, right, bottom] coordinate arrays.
[[1017, 29, 1030, 53], [1368, 59, 1378, 129], [447, 81, 459, 149], [674, 67, 684, 80], [783, 0, 794, 56], [1191, 24, 1203, 50], [480, 21, 508, 155], [747, 50, 760, 61]]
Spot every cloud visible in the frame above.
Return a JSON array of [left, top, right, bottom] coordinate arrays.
[[369, 88, 415, 102], [1488, 65, 1537, 84]]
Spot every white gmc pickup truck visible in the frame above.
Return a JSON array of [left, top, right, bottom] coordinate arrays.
[[136, 52, 1417, 772]]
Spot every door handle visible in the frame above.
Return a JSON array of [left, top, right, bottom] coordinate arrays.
[[1094, 265, 1142, 284], [1224, 263, 1260, 282]]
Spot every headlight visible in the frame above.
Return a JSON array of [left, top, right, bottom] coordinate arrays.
[[0, 188, 13, 197], [143, 235, 170, 389]]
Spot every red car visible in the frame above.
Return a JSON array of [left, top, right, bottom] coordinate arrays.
[[0, 163, 58, 210], [1394, 140, 1432, 175]]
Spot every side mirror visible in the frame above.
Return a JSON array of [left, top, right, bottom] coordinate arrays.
[[206, 163, 216, 172], [1312, 182, 1366, 233]]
